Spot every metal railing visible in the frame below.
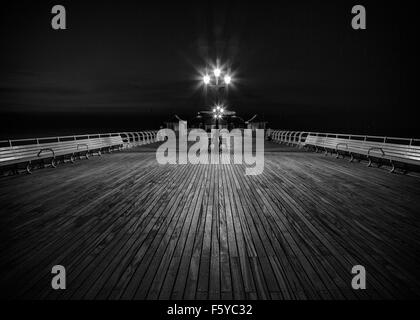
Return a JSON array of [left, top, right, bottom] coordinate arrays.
[[270, 130, 420, 148], [119, 131, 160, 148], [0, 131, 160, 149]]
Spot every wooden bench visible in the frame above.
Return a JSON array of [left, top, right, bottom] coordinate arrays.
[[270, 130, 420, 173], [0, 134, 123, 174], [303, 133, 420, 173]]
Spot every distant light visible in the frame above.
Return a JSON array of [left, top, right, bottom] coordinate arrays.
[[213, 68, 221, 77], [213, 108, 216, 112], [218, 114, 222, 119], [216, 105, 220, 110], [203, 75, 210, 84], [214, 114, 217, 119], [220, 108, 224, 113], [224, 75, 231, 84]]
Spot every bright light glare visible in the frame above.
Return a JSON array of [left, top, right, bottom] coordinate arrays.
[[224, 75, 231, 84], [213, 68, 221, 77], [218, 114, 222, 119], [203, 75, 210, 84], [213, 108, 216, 112], [214, 114, 217, 119], [220, 108, 224, 113], [216, 105, 220, 110]]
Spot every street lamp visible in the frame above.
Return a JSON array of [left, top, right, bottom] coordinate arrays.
[[202, 68, 232, 87], [200, 62, 236, 131]]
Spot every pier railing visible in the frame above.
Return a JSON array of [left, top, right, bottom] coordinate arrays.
[[0, 131, 160, 149], [270, 130, 420, 148]]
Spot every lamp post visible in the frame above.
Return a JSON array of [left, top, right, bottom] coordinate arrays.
[[202, 65, 232, 129], [212, 104, 225, 129]]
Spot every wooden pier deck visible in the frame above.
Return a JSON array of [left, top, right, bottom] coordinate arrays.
[[0, 142, 419, 300]]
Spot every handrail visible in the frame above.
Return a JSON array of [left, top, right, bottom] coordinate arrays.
[[0, 130, 159, 148], [270, 130, 419, 146]]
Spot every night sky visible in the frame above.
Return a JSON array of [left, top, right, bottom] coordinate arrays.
[[0, 0, 417, 139]]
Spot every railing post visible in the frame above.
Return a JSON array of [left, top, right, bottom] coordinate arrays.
[[135, 132, 140, 146], [298, 132, 304, 147], [293, 132, 299, 146]]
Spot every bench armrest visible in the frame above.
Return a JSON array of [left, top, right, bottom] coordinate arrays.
[[37, 148, 55, 158], [367, 147, 385, 157], [335, 143, 348, 152], [77, 143, 89, 151]]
